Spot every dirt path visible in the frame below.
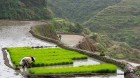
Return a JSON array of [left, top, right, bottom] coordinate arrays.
[[60, 34, 84, 46], [0, 21, 56, 78]]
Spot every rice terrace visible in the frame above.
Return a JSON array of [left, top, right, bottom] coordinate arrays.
[[5, 47, 118, 78], [1, 0, 140, 78], [7, 47, 87, 67], [0, 21, 137, 78]]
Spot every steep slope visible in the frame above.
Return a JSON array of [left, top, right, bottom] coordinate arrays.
[[47, 0, 121, 23], [85, 0, 140, 49], [76, 33, 140, 63], [0, 0, 52, 20]]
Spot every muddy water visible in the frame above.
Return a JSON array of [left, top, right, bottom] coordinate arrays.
[[0, 21, 56, 78], [48, 57, 124, 78], [0, 21, 124, 78]]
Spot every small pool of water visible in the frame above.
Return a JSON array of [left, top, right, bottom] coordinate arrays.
[[45, 57, 124, 78], [73, 57, 102, 66], [74, 57, 124, 78], [7, 49, 124, 78], [6, 46, 124, 78]]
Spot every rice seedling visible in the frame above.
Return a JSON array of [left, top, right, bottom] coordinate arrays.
[[29, 64, 117, 74], [7, 47, 87, 67]]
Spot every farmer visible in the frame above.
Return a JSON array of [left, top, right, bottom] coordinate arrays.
[[128, 67, 134, 73], [124, 67, 134, 76], [20, 56, 35, 70], [58, 34, 62, 40]]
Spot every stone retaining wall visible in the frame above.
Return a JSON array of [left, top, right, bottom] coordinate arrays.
[[29, 27, 139, 78]]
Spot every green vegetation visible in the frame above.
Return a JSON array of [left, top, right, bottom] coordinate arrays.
[[7, 47, 87, 67], [48, 18, 85, 34], [0, 0, 52, 20], [85, 0, 140, 49], [33, 24, 59, 40], [107, 42, 140, 63], [29, 64, 117, 74], [33, 18, 87, 40], [91, 33, 112, 51], [48, 0, 121, 23], [32, 0, 140, 63], [112, 30, 140, 49], [2, 0, 140, 68], [134, 66, 140, 76], [78, 32, 140, 63], [135, 68, 140, 76]]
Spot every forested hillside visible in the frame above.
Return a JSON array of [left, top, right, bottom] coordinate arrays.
[[47, 0, 140, 63], [0, 0, 52, 20], [47, 0, 121, 23], [1, 0, 140, 63], [47, 0, 140, 49], [85, 0, 140, 49]]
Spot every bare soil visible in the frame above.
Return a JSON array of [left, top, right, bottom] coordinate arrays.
[[60, 34, 84, 46]]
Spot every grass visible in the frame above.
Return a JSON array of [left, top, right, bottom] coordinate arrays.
[[29, 64, 117, 75], [7, 47, 87, 67]]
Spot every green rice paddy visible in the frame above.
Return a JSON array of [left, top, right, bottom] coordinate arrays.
[[29, 64, 117, 75], [7, 47, 117, 75], [7, 47, 87, 67]]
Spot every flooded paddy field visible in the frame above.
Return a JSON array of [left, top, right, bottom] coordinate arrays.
[[43, 57, 124, 78], [0, 21, 55, 78], [0, 21, 124, 78]]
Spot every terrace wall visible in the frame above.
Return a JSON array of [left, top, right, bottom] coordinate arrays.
[[29, 27, 139, 78]]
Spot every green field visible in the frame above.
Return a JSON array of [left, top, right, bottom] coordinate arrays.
[[29, 64, 117, 74], [7, 47, 118, 75], [7, 47, 87, 67]]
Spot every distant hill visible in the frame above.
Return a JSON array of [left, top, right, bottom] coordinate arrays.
[[1, 0, 140, 64], [47, 0, 140, 49], [0, 0, 52, 20], [85, 0, 140, 49], [47, 0, 140, 63], [47, 0, 121, 23]]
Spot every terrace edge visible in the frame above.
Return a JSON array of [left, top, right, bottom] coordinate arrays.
[[29, 26, 139, 78]]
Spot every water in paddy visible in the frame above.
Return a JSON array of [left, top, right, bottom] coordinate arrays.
[[74, 57, 124, 78], [46, 57, 124, 78], [0, 21, 124, 78], [0, 22, 56, 78]]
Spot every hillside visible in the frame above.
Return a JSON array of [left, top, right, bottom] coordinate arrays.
[[33, 18, 87, 40], [33, 0, 140, 63], [76, 33, 140, 63], [47, 0, 121, 23], [48, 18, 86, 34], [0, 0, 52, 20], [47, 0, 140, 49], [1, 0, 140, 64], [85, 0, 140, 49]]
